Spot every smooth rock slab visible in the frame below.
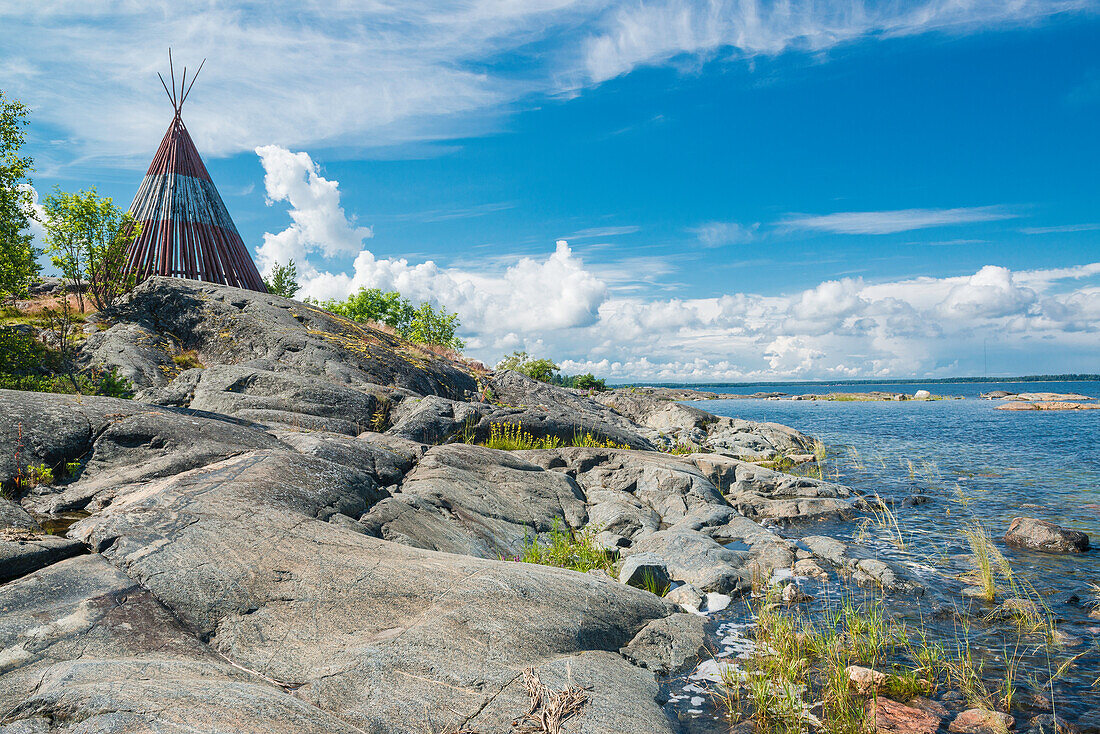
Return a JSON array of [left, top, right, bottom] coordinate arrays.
[[0, 532, 85, 583], [1004, 517, 1089, 554], [67, 449, 674, 733]]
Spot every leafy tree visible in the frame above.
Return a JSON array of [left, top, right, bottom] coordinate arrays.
[[263, 260, 301, 298], [496, 351, 560, 383], [572, 373, 607, 392], [42, 188, 140, 311], [405, 302, 465, 350], [321, 287, 465, 349], [321, 287, 416, 332], [0, 91, 39, 301]]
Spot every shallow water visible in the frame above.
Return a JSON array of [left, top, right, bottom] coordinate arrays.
[[663, 381, 1100, 730]]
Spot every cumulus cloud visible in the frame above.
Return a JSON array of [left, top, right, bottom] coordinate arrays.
[[258, 146, 608, 335], [257, 146, 1100, 381], [782, 206, 1016, 235], [255, 145, 373, 273]]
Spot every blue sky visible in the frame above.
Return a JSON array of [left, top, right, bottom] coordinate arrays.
[[5, 1, 1100, 381]]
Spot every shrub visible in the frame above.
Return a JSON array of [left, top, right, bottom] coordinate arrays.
[[42, 188, 139, 311], [320, 287, 465, 349]]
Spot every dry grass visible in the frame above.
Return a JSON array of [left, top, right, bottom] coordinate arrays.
[[514, 667, 589, 734]]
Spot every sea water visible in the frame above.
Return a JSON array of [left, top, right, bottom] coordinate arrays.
[[662, 381, 1100, 728]]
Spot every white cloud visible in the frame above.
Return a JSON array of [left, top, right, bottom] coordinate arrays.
[[254, 145, 373, 273], [256, 146, 1100, 380], [2, 1, 1092, 166], [782, 206, 1016, 235], [1021, 223, 1100, 234], [692, 221, 758, 247], [583, 0, 1092, 83]]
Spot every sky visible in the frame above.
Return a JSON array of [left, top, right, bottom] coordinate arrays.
[[4, 0, 1100, 382]]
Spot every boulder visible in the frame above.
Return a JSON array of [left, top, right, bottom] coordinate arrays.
[[628, 530, 752, 593], [665, 583, 704, 612], [619, 553, 671, 589], [275, 430, 426, 486], [150, 363, 405, 436], [1, 498, 39, 531], [1026, 714, 1079, 734], [76, 321, 181, 391], [483, 371, 654, 449], [0, 555, 366, 733], [847, 665, 888, 695], [988, 597, 1042, 623], [913, 390, 932, 400], [359, 443, 588, 558], [690, 454, 863, 523], [869, 697, 943, 734], [1004, 517, 1089, 554], [950, 709, 1015, 734], [385, 393, 489, 443], [618, 613, 708, 676]]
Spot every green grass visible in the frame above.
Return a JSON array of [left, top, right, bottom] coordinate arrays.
[[639, 568, 671, 597], [516, 520, 614, 574], [962, 522, 1010, 602], [172, 350, 204, 369], [483, 422, 564, 450], [473, 422, 629, 451]]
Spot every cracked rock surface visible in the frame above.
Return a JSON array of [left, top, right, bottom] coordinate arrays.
[[0, 278, 872, 733]]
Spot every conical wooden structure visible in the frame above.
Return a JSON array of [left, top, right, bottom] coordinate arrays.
[[125, 54, 266, 292]]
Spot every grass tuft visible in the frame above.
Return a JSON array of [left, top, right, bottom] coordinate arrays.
[[516, 519, 613, 574]]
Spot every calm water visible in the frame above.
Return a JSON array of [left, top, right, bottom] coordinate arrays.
[[664, 381, 1100, 728]]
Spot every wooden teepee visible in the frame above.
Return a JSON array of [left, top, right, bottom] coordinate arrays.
[[125, 52, 267, 292]]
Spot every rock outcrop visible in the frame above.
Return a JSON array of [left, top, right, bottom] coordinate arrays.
[[0, 277, 885, 733]]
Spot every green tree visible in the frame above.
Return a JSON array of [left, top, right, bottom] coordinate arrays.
[[0, 90, 39, 301], [495, 351, 560, 382], [321, 287, 416, 332], [264, 260, 301, 298], [405, 302, 465, 350], [42, 188, 140, 311], [572, 373, 607, 392]]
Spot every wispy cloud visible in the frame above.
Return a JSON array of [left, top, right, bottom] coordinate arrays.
[[1020, 223, 1100, 234], [563, 225, 641, 240], [583, 0, 1094, 83], [782, 207, 1016, 235], [2, 1, 1093, 168], [378, 202, 517, 224], [691, 221, 758, 247]]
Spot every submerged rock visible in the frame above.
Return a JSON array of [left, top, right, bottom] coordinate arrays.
[[1004, 517, 1090, 554], [949, 709, 1016, 734]]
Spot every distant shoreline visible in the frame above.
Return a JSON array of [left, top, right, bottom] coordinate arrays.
[[613, 374, 1100, 389]]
